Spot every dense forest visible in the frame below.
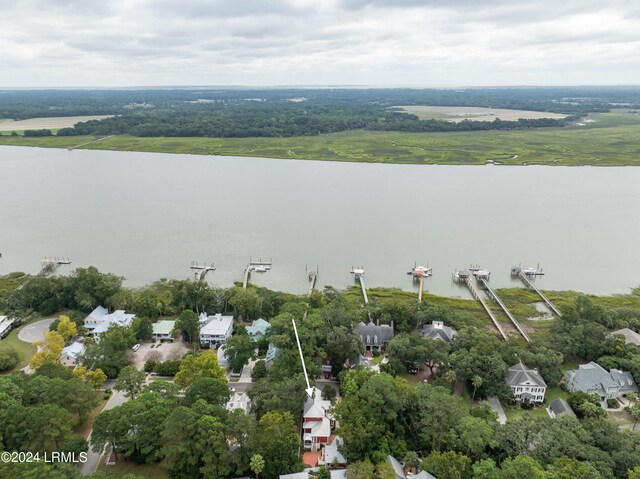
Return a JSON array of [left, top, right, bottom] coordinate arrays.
[[2, 87, 640, 138], [1, 268, 640, 478]]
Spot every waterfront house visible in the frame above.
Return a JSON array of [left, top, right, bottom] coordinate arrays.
[[199, 313, 233, 348], [356, 320, 394, 351], [610, 328, 640, 347], [152, 320, 175, 341], [0, 316, 15, 339], [60, 341, 86, 367], [506, 362, 547, 403], [84, 306, 135, 339], [420, 321, 457, 342], [565, 361, 638, 401]]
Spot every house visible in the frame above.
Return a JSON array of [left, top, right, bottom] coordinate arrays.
[[330, 470, 348, 479], [84, 306, 135, 338], [265, 344, 280, 368], [420, 321, 457, 342], [246, 318, 270, 341], [547, 398, 576, 418], [565, 361, 638, 401], [356, 321, 394, 351], [506, 362, 547, 403], [60, 341, 86, 367], [226, 392, 251, 414], [152, 320, 175, 341], [387, 455, 437, 479], [387, 455, 406, 479], [280, 473, 311, 479], [320, 435, 347, 468], [303, 387, 334, 451], [610, 328, 640, 347], [0, 316, 15, 339], [199, 313, 233, 347]]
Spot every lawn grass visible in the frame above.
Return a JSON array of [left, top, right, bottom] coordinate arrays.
[[1, 110, 640, 166], [0, 319, 38, 372]]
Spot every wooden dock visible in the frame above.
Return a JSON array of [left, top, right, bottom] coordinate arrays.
[[351, 267, 368, 305], [191, 261, 216, 281], [39, 257, 71, 275], [454, 270, 507, 340], [478, 277, 530, 342], [243, 258, 272, 289], [418, 276, 425, 303], [307, 266, 318, 296], [512, 266, 562, 317]]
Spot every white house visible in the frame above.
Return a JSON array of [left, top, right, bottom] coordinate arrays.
[[506, 362, 547, 403], [226, 392, 251, 414], [303, 387, 334, 451], [84, 306, 135, 339], [0, 316, 15, 339], [199, 313, 233, 348], [60, 341, 86, 367]]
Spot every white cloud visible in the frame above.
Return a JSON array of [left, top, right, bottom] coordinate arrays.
[[0, 0, 638, 86]]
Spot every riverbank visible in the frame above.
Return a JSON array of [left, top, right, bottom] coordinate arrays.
[[0, 110, 639, 166]]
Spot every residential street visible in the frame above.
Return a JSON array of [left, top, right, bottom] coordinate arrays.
[[18, 317, 55, 343]]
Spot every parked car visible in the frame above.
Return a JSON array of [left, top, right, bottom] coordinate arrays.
[[132, 344, 141, 352]]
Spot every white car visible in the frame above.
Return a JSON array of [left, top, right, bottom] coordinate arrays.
[[132, 344, 141, 352]]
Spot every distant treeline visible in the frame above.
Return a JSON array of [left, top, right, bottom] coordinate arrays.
[[2, 86, 640, 137]]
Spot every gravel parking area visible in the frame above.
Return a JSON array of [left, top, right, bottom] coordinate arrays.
[[130, 340, 191, 370]]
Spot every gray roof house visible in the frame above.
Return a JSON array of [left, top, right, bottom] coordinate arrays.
[[547, 398, 576, 418], [610, 328, 640, 347], [506, 362, 547, 403], [565, 361, 638, 401], [356, 321, 394, 351], [387, 455, 437, 479], [420, 321, 457, 342]]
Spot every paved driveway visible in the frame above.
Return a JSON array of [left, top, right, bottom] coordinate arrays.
[[487, 396, 507, 425], [18, 318, 56, 343]]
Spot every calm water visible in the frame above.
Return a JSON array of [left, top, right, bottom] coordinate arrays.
[[1, 145, 639, 297]]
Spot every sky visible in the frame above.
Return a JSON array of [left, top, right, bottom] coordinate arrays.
[[1, 0, 639, 87]]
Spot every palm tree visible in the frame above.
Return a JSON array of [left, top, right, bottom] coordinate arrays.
[[443, 370, 457, 386], [471, 375, 483, 400], [250, 454, 265, 479]]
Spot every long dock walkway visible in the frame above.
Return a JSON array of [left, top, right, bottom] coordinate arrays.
[[418, 276, 424, 303], [478, 278, 530, 342], [307, 267, 318, 296], [351, 267, 368, 305], [516, 270, 562, 317], [68, 135, 114, 150], [455, 271, 507, 340]]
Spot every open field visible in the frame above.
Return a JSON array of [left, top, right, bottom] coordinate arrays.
[[0, 110, 639, 166], [0, 115, 112, 132], [396, 105, 567, 122]]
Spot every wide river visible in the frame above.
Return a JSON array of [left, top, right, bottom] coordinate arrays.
[[1, 145, 639, 297]]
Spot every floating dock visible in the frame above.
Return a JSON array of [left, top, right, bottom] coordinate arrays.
[[351, 267, 368, 305], [511, 265, 562, 317], [39, 257, 71, 275], [243, 258, 273, 289], [408, 263, 432, 303], [191, 261, 216, 281], [453, 269, 508, 340], [476, 272, 530, 342]]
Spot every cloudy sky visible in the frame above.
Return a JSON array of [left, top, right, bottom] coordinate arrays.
[[1, 0, 639, 87]]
